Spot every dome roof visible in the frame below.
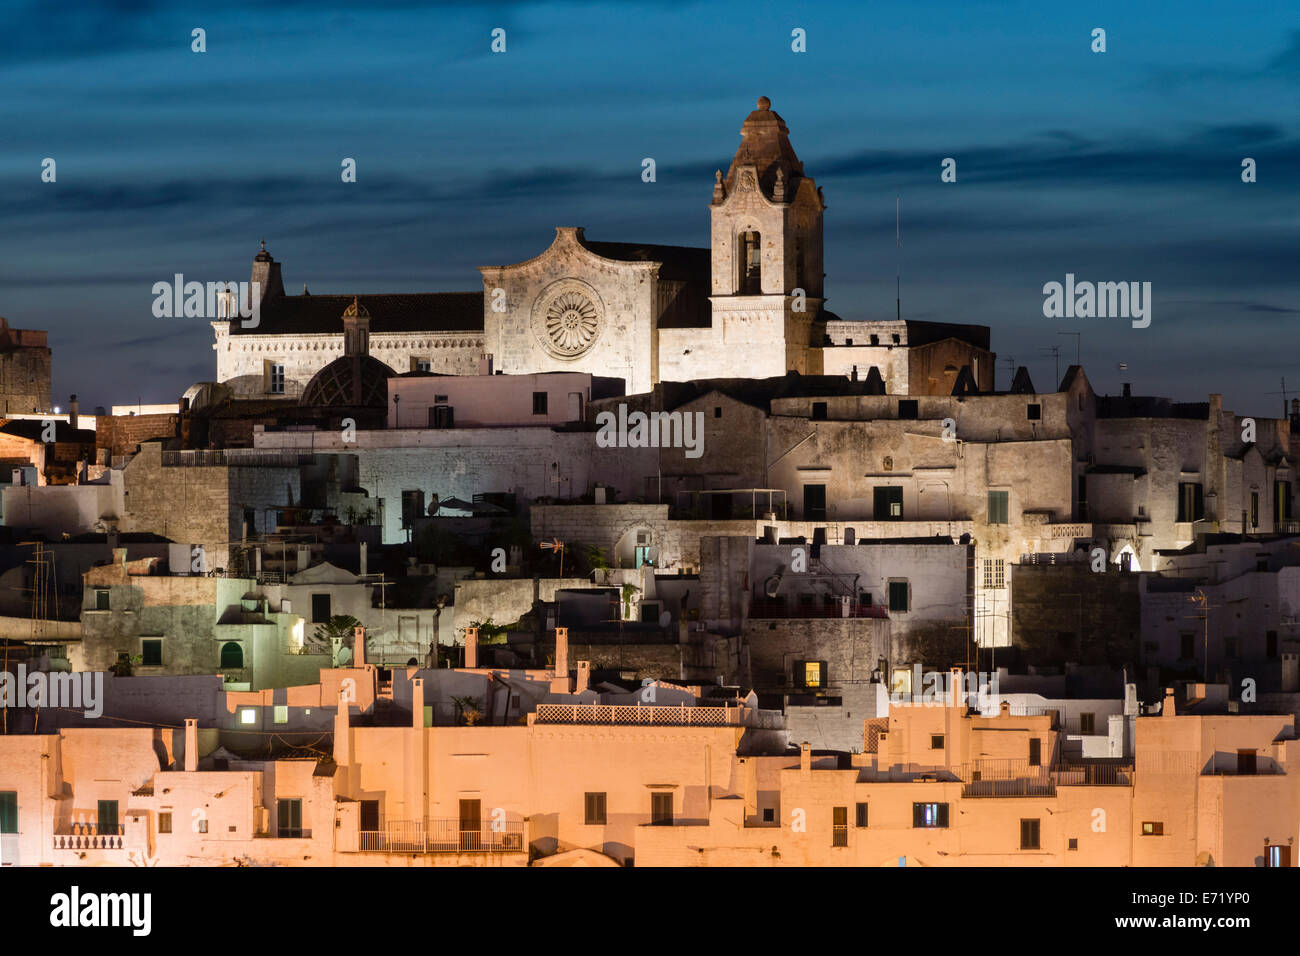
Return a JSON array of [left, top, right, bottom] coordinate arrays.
[[301, 354, 395, 407]]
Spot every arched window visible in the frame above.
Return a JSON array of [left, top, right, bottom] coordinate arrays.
[[220, 642, 243, 669], [739, 231, 762, 294]]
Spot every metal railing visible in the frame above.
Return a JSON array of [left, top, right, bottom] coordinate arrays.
[[534, 702, 739, 726], [357, 818, 524, 854], [161, 450, 314, 468], [748, 597, 888, 619]]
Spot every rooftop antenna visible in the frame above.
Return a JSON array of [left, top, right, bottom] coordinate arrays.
[[1057, 330, 1081, 367], [1266, 378, 1290, 418], [895, 197, 901, 322], [1038, 344, 1061, 390]]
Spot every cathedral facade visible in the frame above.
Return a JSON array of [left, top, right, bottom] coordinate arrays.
[[212, 97, 833, 400]]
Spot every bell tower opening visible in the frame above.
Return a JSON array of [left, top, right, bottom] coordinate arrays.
[[739, 230, 762, 294]]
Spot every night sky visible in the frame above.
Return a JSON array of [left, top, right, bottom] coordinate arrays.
[[2, 0, 1297, 414]]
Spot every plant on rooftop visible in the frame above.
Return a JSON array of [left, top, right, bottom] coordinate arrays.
[[451, 695, 483, 726], [310, 614, 363, 656]]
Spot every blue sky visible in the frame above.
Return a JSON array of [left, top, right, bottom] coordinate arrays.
[[2, 0, 1298, 413]]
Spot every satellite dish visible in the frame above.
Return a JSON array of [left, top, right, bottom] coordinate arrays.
[[658, 611, 671, 627], [336, 646, 353, 665], [764, 572, 782, 599]]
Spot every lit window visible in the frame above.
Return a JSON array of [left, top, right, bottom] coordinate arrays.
[[274, 705, 288, 724], [1142, 821, 1163, 836], [240, 708, 257, 725], [983, 558, 1005, 589]]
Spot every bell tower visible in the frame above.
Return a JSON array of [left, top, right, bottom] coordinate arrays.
[[709, 96, 825, 376]]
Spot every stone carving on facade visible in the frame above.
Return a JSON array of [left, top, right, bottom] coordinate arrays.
[[532, 280, 604, 359]]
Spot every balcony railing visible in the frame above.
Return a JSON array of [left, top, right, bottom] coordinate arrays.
[[161, 450, 314, 468], [748, 597, 888, 620], [52, 823, 125, 850], [534, 702, 740, 726], [357, 818, 524, 854]]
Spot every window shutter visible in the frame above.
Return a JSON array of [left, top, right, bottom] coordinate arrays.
[[937, 803, 949, 828]]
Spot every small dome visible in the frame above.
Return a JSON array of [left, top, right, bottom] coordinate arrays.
[[756, 95, 771, 110], [301, 354, 395, 407], [342, 295, 369, 319]]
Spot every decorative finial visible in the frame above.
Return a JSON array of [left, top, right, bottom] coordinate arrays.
[[260, 238, 266, 252], [712, 169, 726, 204], [773, 167, 786, 202], [757, 96, 771, 110]]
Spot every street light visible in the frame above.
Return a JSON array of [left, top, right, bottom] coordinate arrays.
[[540, 538, 565, 578]]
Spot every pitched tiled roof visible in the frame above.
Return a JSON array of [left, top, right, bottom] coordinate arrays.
[[229, 292, 484, 336]]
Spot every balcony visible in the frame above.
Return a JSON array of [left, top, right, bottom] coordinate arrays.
[[357, 818, 524, 854], [52, 822, 125, 851], [534, 702, 742, 726], [748, 597, 888, 620]]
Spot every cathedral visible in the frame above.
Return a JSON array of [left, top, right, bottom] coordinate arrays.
[[212, 97, 991, 400]]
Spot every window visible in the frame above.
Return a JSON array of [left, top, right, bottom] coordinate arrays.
[[434, 394, 449, 404], [97, 800, 119, 834], [1267, 630, 1279, 659], [220, 642, 243, 669], [584, 792, 607, 825], [987, 490, 1009, 525], [196, 817, 208, 834], [888, 581, 909, 613], [714, 406, 722, 419], [912, 802, 949, 828], [798, 660, 826, 689], [158, 812, 172, 834], [240, 708, 257, 725], [0, 792, 16, 834], [1251, 491, 1260, 528], [1068, 838, 1078, 851], [1237, 750, 1257, 775], [1029, 738, 1042, 767], [360, 801, 380, 832], [832, 807, 848, 846], [1267, 844, 1292, 867], [870, 334, 879, 346], [429, 405, 454, 429], [874, 486, 904, 520], [1277, 480, 1293, 522], [930, 734, 945, 750], [892, 333, 901, 345], [762, 808, 775, 823], [982, 558, 1005, 590], [811, 401, 827, 421], [739, 231, 761, 294], [415, 359, 432, 372], [651, 792, 673, 826], [1020, 818, 1041, 850], [141, 638, 163, 667], [1142, 821, 1164, 836], [277, 798, 303, 838], [95, 589, 110, 611], [401, 490, 425, 528], [269, 363, 285, 395], [803, 484, 826, 521], [1080, 712, 1096, 735], [274, 705, 288, 725], [532, 391, 548, 415], [1180, 632, 1195, 660], [1026, 403, 1042, 421], [898, 399, 918, 420], [310, 593, 331, 624], [1177, 481, 1204, 522], [855, 803, 869, 828]]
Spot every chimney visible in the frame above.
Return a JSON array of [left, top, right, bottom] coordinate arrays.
[[333, 687, 352, 765], [949, 667, 965, 709], [1162, 686, 1177, 717], [554, 626, 569, 677], [352, 625, 366, 667], [183, 718, 198, 772], [411, 677, 425, 729], [1122, 383, 1131, 398], [359, 540, 368, 577], [743, 758, 758, 816], [576, 660, 591, 694], [800, 741, 812, 774], [464, 626, 478, 669], [999, 699, 1010, 716], [68, 394, 78, 430]]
